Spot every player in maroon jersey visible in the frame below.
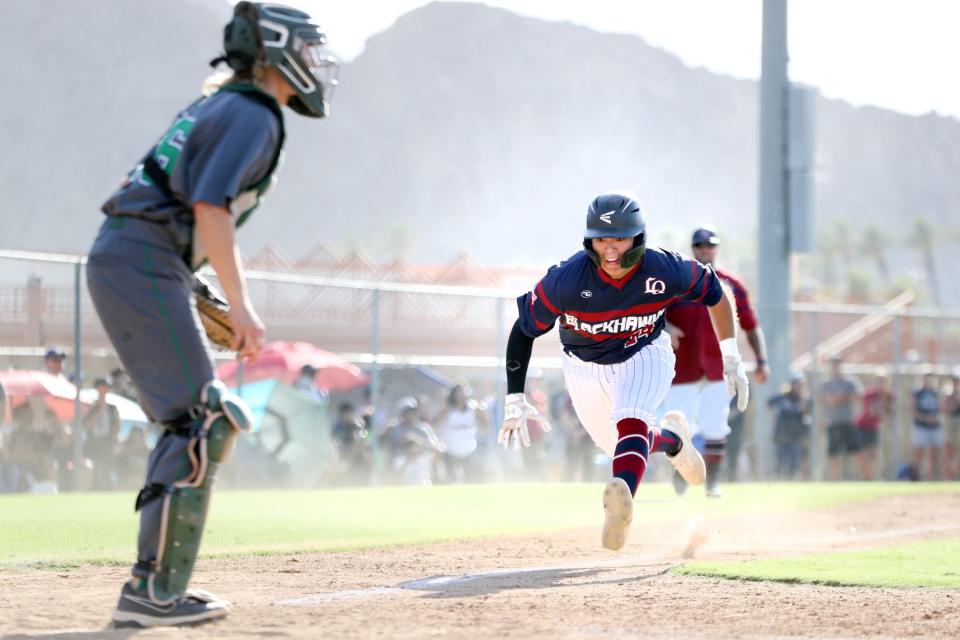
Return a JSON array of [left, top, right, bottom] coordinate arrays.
[[663, 226, 768, 496]]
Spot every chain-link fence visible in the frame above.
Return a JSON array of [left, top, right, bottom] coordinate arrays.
[[2, 249, 959, 492], [781, 300, 960, 482]]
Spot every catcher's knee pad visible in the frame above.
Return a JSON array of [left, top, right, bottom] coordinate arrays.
[[139, 380, 252, 603], [200, 379, 253, 465]]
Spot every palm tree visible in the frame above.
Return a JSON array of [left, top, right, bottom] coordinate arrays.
[[860, 225, 891, 286], [910, 216, 940, 307], [815, 224, 842, 293], [832, 220, 853, 271]]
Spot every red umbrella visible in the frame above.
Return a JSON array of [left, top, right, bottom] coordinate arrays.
[[216, 341, 368, 392], [0, 369, 80, 423]]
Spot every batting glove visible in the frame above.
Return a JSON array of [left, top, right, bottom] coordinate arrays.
[[498, 393, 551, 449], [719, 338, 750, 411]]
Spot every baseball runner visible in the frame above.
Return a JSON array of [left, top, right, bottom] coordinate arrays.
[[663, 226, 768, 497], [663, 226, 769, 498], [498, 194, 749, 551], [86, 3, 338, 627]]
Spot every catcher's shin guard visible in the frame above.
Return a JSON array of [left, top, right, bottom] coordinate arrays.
[[141, 381, 252, 603]]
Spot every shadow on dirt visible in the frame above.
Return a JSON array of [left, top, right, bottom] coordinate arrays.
[[398, 563, 672, 598]]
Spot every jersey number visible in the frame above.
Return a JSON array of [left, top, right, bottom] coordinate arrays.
[[624, 325, 654, 348]]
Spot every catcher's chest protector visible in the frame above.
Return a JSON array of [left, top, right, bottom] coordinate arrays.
[[139, 83, 287, 267]]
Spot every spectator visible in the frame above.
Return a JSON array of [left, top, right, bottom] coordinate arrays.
[[45, 404, 73, 493], [10, 400, 59, 493], [821, 355, 863, 480], [294, 364, 328, 403], [109, 367, 139, 402], [912, 371, 943, 480], [43, 347, 68, 380], [433, 385, 486, 483], [331, 402, 370, 485], [7, 404, 36, 491], [943, 370, 960, 480], [855, 369, 894, 480], [358, 386, 376, 433], [381, 397, 444, 485], [768, 372, 812, 479], [82, 377, 121, 490], [37, 350, 75, 490]]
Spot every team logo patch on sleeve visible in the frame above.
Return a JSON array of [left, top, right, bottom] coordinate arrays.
[[580, 290, 593, 299]]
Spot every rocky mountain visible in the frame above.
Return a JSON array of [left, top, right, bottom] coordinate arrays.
[[2, 0, 959, 267]]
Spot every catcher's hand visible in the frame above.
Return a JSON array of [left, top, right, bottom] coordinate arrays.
[[193, 276, 264, 360], [498, 393, 551, 448]]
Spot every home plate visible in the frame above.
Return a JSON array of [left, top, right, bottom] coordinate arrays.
[[274, 555, 664, 607]]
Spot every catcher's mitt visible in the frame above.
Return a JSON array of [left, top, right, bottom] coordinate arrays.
[[193, 275, 235, 350]]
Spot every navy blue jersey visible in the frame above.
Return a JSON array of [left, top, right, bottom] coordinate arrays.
[[517, 248, 723, 365]]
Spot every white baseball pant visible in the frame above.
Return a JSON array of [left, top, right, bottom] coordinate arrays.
[[561, 332, 676, 458], [661, 380, 731, 440]]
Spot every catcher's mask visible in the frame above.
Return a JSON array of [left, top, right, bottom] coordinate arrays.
[[214, 1, 339, 118], [582, 193, 646, 269]]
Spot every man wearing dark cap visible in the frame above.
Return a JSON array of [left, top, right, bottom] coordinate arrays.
[[662, 225, 769, 496], [43, 347, 68, 379], [294, 364, 327, 403]]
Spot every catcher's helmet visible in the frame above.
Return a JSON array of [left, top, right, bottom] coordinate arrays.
[[218, 2, 339, 118], [582, 193, 646, 269]]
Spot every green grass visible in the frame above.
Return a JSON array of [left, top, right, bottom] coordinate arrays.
[[676, 537, 960, 588], [0, 482, 950, 570]]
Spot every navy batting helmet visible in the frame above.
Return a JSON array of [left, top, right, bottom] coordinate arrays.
[[582, 193, 646, 269]]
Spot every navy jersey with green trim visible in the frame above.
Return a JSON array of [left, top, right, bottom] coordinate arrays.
[[517, 248, 722, 365]]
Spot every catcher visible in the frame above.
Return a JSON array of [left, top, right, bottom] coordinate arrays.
[[86, 2, 338, 628]]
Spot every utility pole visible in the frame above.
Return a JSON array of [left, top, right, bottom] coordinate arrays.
[[756, 0, 790, 478]]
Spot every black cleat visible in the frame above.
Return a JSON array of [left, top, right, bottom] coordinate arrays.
[[111, 581, 230, 628]]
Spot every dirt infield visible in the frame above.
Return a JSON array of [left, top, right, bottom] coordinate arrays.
[[2, 491, 959, 639]]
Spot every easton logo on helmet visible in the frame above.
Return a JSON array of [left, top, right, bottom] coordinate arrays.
[[582, 193, 648, 269]]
